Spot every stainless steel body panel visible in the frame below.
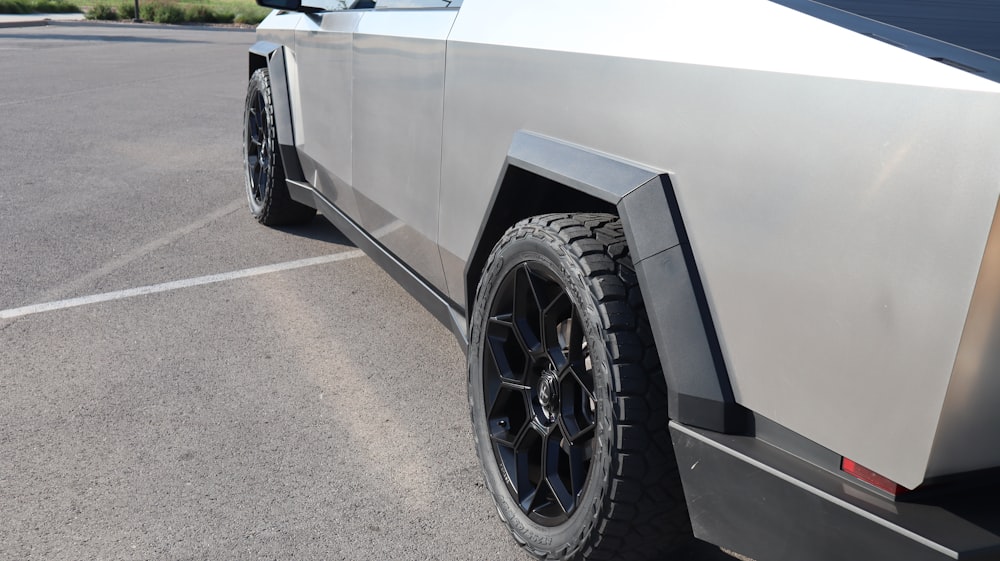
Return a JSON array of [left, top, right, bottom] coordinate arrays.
[[931, 203, 1000, 477], [256, 0, 1000, 490], [254, 11, 301, 55], [438, 0, 1000, 488], [351, 9, 456, 290], [293, 11, 363, 217]]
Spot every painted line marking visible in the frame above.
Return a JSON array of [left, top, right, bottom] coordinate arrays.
[[33, 198, 246, 305], [0, 250, 365, 320]]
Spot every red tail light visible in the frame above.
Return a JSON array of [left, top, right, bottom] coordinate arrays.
[[841, 458, 909, 496]]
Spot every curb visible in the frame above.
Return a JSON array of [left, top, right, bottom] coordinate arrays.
[[0, 19, 49, 28], [0, 15, 255, 31], [49, 20, 256, 31]]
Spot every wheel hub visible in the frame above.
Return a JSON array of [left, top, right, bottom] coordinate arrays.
[[538, 369, 560, 421]]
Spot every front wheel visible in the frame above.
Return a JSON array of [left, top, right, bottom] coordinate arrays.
[[468, 213, 693, 561], [243, 68, 315, 226]]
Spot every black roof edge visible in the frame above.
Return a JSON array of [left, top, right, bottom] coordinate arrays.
[[769, 0, 1000, 85]]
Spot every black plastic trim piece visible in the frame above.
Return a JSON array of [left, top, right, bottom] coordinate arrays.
[[619, 177, 751, 434], [504, 131, 658, 204], [286, 179, 469, 349], [463, 132, 626, 312], [671, 421, 1000, 561], [249, 41, 305, 181]]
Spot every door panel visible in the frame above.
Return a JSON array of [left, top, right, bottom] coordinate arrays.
[[293, 11, 364, 218], [352, 9, 457, 291]]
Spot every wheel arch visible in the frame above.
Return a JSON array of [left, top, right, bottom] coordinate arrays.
[[465, 131, 750, 434], [248, 41, 306, 183]]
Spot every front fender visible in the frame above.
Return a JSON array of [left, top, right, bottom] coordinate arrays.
[[248, 41, 304, 181]]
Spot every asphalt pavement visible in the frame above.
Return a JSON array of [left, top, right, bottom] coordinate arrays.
[[0, 22, 730, 561]]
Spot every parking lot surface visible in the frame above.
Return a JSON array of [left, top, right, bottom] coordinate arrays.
[[0, 22, 728, 561]]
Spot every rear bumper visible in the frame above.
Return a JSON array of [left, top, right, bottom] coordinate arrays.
[[671, 422, 1000, 560]]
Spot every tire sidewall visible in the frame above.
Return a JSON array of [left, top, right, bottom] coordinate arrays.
[[469, 230, 615, 559]]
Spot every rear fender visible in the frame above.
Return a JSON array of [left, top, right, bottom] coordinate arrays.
[[467, 131, 750, 433]]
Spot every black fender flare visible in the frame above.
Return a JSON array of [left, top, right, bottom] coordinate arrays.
[[467, 131, 750, 434], [248, 41, 305, 181]]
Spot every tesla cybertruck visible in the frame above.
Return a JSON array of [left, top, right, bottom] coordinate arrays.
[[242, 0, 1000, 559]]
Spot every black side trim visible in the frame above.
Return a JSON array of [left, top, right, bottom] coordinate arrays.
[[671, 422, 1000, 561], [505, 131, 658, 204], [249, 41, 305, 181], [286, 179, 469, 349], [463, 131, 634, 313]]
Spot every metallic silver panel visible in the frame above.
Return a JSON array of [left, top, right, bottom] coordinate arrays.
[[441, 0, 1000, 488], [293, 11, 363, 216], [254, 10, 302, 40], [257, 0, 1000, 488], [352, 9, 457, 290], [929, 199, 1000, 477]]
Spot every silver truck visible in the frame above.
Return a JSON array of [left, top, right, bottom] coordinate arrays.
[[242, 1, 1000, 559]]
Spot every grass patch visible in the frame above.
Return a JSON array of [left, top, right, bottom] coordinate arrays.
[[0, 0, 264, 24], [85, 0, 268, 24], [0, 0, 81, 13], [84, 1, 115, 17]]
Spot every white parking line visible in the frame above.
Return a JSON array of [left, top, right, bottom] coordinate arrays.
[[0, 250, 365, 320], [32, 198, 246, 305]]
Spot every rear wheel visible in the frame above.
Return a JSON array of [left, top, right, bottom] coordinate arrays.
[[243, 68, 315, 226], [468, 213, 693, 560]]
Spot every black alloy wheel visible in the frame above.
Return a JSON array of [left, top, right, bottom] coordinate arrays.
[[243, 68, 315, 226], [245, 82, 271, 207], [484, 260, 598, 526], [469, 213, 693, 561]]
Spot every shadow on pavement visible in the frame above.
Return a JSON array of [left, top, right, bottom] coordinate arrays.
[[275, 214, 356, 247]]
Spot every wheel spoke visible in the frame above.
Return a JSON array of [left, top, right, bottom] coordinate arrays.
[[541, 291, 572, 368], [255, 95, 264, 120], [512, 426, 543, 510], [518, 479, 541, 514], [511, 264, 544, 357], [490, 411, 529, 450], [248, 118, 260, 144], [566, 311, 594, 396], [565, 438, 588, 502], [559, 411, 595, 444], [485, 383, 530, 446], [250, 102, 262, 136], [555, 365, 596, 442], [256, 167, 268, 197], [486, 315, 528, 383], [566, 364, 596, 407], [543, 431, 575, 513]]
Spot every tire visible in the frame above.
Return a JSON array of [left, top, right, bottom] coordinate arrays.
[[468, 213, 693, 561], [243, 68, 316, 226]]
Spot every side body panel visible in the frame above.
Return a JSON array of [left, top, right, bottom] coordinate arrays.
[[931, 204, 1000, 476], [441, 0, 1000, 488], [351, 9, 457, 290], [293, 11, 363, 217]]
